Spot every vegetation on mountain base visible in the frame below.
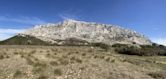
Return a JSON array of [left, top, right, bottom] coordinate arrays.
[[0, 35, 51, 45], [112, 43, 166, 56], [91, 42, 110, 51]]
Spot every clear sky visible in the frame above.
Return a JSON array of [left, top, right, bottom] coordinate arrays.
[[0, 0, 166, 45]]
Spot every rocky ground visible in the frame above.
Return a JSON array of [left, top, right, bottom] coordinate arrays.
[[0, 45, 165, 79]]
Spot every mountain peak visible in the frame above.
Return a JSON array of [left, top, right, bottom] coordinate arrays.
[[19, 20, 152, 45], [62, 19, 90, 25], [64, 19, 80, 23]]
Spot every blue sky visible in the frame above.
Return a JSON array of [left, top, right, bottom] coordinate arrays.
[[0, 0, 166, 45]]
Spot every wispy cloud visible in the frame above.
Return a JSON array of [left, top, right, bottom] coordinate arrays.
[[0, 28, 25, 40], [0, 16, 46, 25], [59, 14, 79, 20], [0, 15, 47, 40], [151, 38, 166, 46], [58, 8, 83, 20], [0, 28, 25, 34]]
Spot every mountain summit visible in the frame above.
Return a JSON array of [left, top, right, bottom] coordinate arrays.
[[3, 19, 152, 45]]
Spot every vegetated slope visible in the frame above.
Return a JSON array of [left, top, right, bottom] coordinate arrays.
[[0, 35, 51, 45], [20, 19, 152, 45], [0, 35, 92, 46], [112, 43, 166, 56]]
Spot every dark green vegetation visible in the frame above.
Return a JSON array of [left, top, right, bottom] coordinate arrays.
[[91, 42, 166, 56], [91, 42, 110, 51], [0, 35, 51, 45], [112, 43, 166, 56], [0, 35, 90, 46], [55, 38, 89, 46]]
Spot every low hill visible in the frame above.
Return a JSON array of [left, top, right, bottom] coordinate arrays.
[[0, 35, 90, 46], [0, 35, 51, 45]]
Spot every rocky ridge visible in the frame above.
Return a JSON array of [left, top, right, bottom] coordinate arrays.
[[19, 19, 152, 45]]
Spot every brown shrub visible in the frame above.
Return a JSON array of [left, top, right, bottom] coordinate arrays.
[[50, 61, 58, 66], [148, 72, 166, 79], [54, 69, 62, 76], [38, 75, 48, 79]]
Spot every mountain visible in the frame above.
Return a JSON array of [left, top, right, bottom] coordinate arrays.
[[0, 19, 152, 45]]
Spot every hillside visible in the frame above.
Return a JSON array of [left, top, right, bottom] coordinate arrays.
[[0, 45, 165, 79], [0, 35, 51, 45]]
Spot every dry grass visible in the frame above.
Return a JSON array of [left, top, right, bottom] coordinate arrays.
[[0, 45, 165, 79]]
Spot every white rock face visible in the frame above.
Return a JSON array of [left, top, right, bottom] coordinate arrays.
[[20, 19, 152, 45]]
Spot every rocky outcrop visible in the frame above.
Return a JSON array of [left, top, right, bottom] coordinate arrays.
[[19, 19, 152, 45]]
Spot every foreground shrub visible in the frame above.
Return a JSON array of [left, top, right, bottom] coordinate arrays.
[[0, 55, 4, 59], [13, 70, 25, 77], [148, 72, 166, 79], [38, 75, 48, 79], [54, 69, 62, 76]]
